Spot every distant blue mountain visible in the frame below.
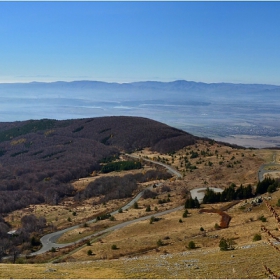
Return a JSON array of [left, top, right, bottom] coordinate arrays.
[[1, 79, 279, 91], [1, 79, 280, 147], [1, 80, 279, 101]]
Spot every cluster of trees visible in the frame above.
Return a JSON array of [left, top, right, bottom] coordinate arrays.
[[185, 196, 200, 209], [0, 119, 56, 143], [0, 213, 48, 262], [0, 116, 196, 214], [203, 184, 254, 204], [71, 116, 198, 153], [190, 151, 199, 159], [142, 189, 157, 199], [158, 197, 171, 204], [151, 134, 197, 154], [219, 237, 235, 251], [96, 213, 112, 221], [75, 169, 171, 203], [100, 160, 142, 173], [256, 177, 279, 195], [0, 215, 10, 259], [0, 190, 45, 213], [202, 178, 279, 205], [0, 134, 118, 213], [185, 179, 276, 209]]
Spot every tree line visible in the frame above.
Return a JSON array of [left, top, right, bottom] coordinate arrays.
[[184, 178, 279, 208], [101, 160, 142, 173], [202, 178, 279, 205], [202, 184, 254, 204], [256, 177, 279, 194]]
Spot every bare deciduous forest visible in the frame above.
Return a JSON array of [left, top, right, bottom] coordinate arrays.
[[0, 116, 197, 214]]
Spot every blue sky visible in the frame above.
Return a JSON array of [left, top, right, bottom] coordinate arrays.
[[1, 1, 280, 85]]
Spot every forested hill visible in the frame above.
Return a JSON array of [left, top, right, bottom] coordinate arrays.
[[0, 116, 197, 213]]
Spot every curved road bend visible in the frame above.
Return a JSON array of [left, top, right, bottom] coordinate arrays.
[[29, 152, 279, 256], [31, 156, 182, 256], [126, 154, 182, 179], [31, 151, 278, 256], [30, 185, 154, 256], [31, 205, 184, 256], [258, 152, 280, 182]]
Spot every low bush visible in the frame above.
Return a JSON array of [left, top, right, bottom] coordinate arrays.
[[182, 209, 189, 218], [219, 237, 234, 251], [188, 241, 196, 249], [157, 239, 163, 247], [258, 215, 267, 222], [253, 233, 262, 242]]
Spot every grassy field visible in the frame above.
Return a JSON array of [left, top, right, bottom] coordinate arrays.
[[1, 236, 280, 279], [2, 142, 280, 278]]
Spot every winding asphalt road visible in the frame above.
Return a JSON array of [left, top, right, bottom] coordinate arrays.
[[126, 154, 182, 179], [30, 155, 182, 256], [258, 152, 280, 182], [29, 151, 280, 256]]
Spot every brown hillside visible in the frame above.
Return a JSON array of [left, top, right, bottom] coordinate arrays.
[[0, 116, 198, 214]]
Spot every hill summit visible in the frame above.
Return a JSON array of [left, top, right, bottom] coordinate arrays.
[[0, 116, 197, 213]]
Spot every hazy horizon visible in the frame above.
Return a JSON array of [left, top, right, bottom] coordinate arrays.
[[1, 79, 280, 87], [0, 80, 280, 148]]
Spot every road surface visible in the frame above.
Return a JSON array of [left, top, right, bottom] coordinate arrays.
[[30, 154, 182, 256], [258, 152, 280, 182], [28, 151, 280, 256], [190, 187, 223, 203], [126, 153, 182, 178], [30, 184, 155, 255]]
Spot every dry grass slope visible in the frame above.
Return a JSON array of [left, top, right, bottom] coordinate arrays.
[[262, 201, 280, 278], [1, 143, 280, 278]]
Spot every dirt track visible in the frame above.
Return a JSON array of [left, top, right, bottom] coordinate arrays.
[[199, 208, 232, 228]]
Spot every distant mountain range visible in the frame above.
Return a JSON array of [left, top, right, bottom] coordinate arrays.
[[1, 80, 280, 101], [1, 80, 280, 147]]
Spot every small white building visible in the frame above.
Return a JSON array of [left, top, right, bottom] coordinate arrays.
[[7, 230, 17, 235]]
